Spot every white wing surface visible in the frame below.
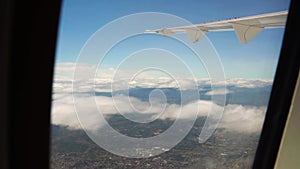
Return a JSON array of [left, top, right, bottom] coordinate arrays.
[[145, 11, 288, 43]]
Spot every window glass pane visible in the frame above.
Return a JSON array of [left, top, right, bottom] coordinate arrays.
[[51, 0, 290, 168]]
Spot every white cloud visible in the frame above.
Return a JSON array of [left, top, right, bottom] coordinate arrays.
[[53, 62, 272, 94], [204, 88, 233, 96], [51, 94, 208, 129], [225, 78, 272, 88], [219, 104, 266, 133], [51, 94, 81, 129], [51, 92, 265, 134], [51, 62, 269, 133]]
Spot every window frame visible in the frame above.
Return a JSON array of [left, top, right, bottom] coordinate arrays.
[[253, 0, 300, 168], [0, 0, 299, 169]]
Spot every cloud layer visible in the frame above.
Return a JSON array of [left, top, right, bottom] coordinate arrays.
[[53, 62, 272, 92], [52, 93, 266, 133], [51, 62, 269, 133]]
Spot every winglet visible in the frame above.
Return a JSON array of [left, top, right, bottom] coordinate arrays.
[[232, 20, 263, 44]]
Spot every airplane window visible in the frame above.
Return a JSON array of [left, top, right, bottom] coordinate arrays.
[[51, 0, 290, 168]]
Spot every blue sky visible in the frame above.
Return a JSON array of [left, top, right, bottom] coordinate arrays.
[[55, 0, 290, 79]]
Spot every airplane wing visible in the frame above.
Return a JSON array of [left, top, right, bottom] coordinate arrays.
[[144, 11, 288, 44]]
